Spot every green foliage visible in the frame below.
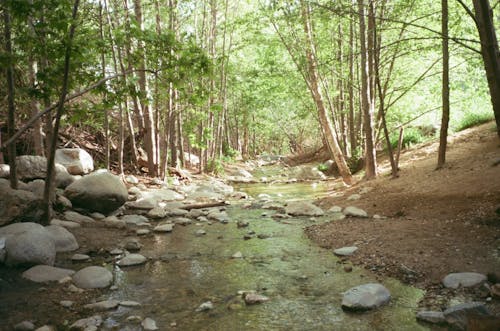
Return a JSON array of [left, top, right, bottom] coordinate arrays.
[[206, 158, 224, 176], [317, 163, 329, 172], [390, 127, 426, 150], [454, 111, 494, 132]]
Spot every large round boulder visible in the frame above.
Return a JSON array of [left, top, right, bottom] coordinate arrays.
[[55, 148, 94, 175], [64, 172, 128, 214], [4, 226, 56, 266], [45, 225, 79, 252]]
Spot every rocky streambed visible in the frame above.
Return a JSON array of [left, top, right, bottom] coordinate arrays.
[[0, 153, 497, 330]]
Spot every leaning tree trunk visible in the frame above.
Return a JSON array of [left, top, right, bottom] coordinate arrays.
[[472, 0, 500, 138], [42, 0, 80, 223], [301, 1, 353, 185]]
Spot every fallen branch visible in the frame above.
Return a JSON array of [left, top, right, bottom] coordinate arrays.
[[179, 201, 228, 210]]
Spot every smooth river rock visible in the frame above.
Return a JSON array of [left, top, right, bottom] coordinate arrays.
[[72, 266, 113, 289], [118, 254, 147, 266], [64, 172, 128, 214], [45, 225, 79, 252], [285, 201, 324, 217], [416, 311, 446, 324], [443, 302, 490, 331], [442, 272, 487, 289], [22, 265, 75, 283], [333, 246, 358, 256], [343, 206, 368, 218], [5, 226, 56, 266], [341, 283, 391, 311]]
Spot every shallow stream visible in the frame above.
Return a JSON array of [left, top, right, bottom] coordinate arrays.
[[105, 181, 431, 330]]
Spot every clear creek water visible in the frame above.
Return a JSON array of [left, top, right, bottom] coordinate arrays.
[[105, 181, 431, 331]]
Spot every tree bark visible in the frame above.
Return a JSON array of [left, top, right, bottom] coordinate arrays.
[[301, 1, 353, 185], [42, 0, 80, 223], [358, 0, 377, 179], [472, 0, 500, 138], [437, 0, 450, 168], [3, 0, 18, 189]]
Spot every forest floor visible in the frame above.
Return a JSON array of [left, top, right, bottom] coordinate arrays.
[[306, 121, 500, 313]]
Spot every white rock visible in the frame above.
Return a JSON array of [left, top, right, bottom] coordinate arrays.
[[328, 206, 343, 213], [347, 194, 362, 201], [136, 229, 150, 235], [232, 251, 243, 259], [125, 175, 139, 184], [195, 229, 207, 236], [343, 206, 368, 218], [55, 148, 94, 175], [72, 266, 113, 289], [141, 317, 159, 331], [333, 246, 358, 256], [22, 265, 75, 283], [243, 293, 270, 305], [196, 301, 214, 312]]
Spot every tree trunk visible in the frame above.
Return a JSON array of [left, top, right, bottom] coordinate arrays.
[[42, 0, 80, 223], [133, 0, 157, 176], [358, 0, 377, 179], [437, 0, 450, 168], [348, 1, 357, 155], [472, 0, 500, 138], [301, 1, 353, 185], [4, 1, 18, 189], [99, 3, 110, 170]]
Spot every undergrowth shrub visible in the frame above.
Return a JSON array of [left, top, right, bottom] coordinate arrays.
[[455, 111, 494, 132], [390, 127, 425, 149]]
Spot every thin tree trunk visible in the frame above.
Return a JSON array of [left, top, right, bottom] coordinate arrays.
[[472, 0, 500, 138], [42, 0, 80, 223], [99, 3, 110, 170], [4, 1, 17, 189], [133, 0, 157, 176], [437, 0, 450, 168], [348, 1, 357, 156], [358, 0, 377, 179], [301, 1, 353, 184]]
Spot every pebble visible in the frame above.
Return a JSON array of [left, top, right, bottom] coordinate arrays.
[[153, 224, 174, 233], [344, 265, 353, 272], [60, 300, 74, 308], [142, 317, 159, 330], [120, 300, 141, 307], [84, 300, 119, 311], [343, 206, 368, 218], [118, 254, 147, 267], [109, 248, 123, 255], [196, 301, 214, 312], [71, 253, 90, 262], [243, 293, 270, 305], [195, 229, 207, 236], [232, 251, 243, 259], [127, 316, 142, 323], [136, 229, 150, 235], [333, 246, 358, 256]]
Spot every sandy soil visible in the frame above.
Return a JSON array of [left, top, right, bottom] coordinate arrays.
[[306, 122, 500, 315]]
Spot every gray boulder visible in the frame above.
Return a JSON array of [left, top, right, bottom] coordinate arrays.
[[285, 201, 324, 216], [22, 265, 75, 283], [295, 166, 327, 181], [64, 172, 128, 214], [0, 180, 43, 226], [442, 272, 487, 289], [55, 148, 94, 175], [45, 225, 78, 252], [16, 155, 48, 180], [4, 226, 56, 266], [72, 266, 113, 289], [443, 302, 490, 331], [416, 311, 446, 325], [341, 283, 391, 311]]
